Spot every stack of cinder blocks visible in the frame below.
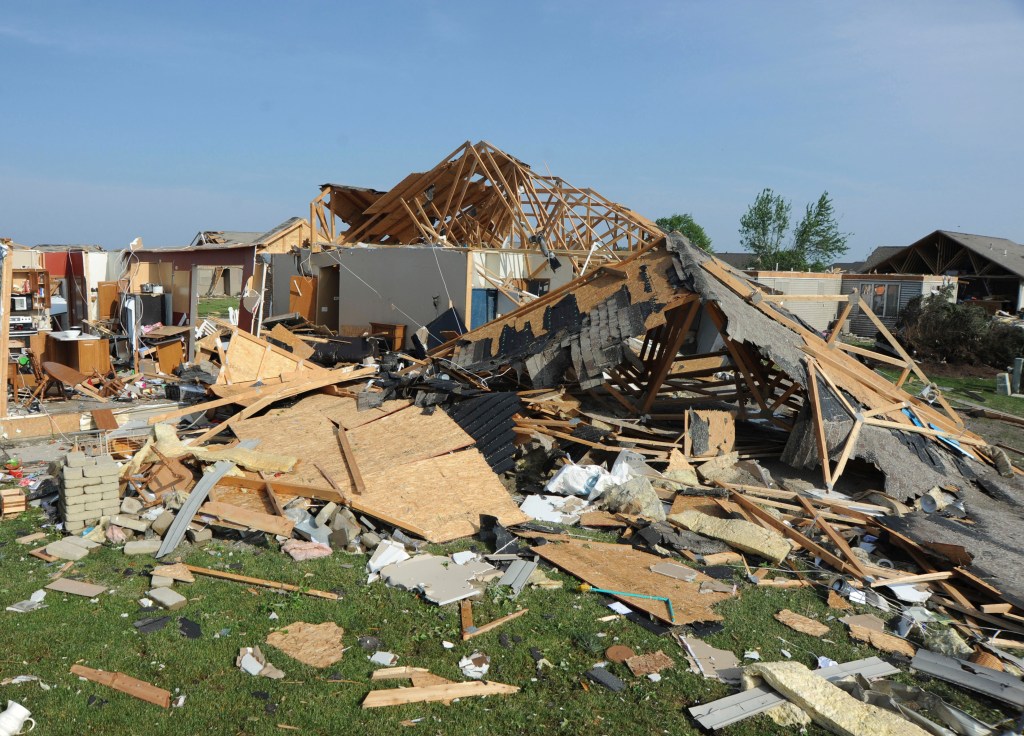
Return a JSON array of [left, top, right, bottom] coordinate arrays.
[[59, 451, 121, 533]]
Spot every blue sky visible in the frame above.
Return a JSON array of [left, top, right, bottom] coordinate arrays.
[[1, 1, 1022, 259]]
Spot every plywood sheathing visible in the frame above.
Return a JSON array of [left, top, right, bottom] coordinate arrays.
[[525, 533, 734, 624], [233, 396, 526, 542], [215, 324, 327, 385]]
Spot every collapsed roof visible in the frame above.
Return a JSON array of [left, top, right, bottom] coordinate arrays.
[[310, 141, 661, 275]]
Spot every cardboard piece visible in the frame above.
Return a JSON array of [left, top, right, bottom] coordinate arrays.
[[45, 578, 107, 598]]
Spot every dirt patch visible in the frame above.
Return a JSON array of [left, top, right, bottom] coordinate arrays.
[[919, 361, 996, 379]]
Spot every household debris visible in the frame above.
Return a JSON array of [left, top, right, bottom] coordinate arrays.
[[70, 665, 171, 708], [236, 647, 285, 680], [4, 205, 1024, 735]]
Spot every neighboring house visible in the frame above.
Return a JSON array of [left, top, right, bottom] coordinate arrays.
[[861, 230, 1024, 311], [715, 252, 757, 270]]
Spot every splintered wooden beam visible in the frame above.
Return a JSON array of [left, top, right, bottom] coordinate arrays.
[[803, 363, 834, 489], [362, 680, 520, 708], [182, 563, 339, 600], [463, 608, 529, 641], [70, 665, 171, 708]]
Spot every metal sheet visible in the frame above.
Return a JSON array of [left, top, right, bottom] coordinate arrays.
[[911, 649, 1024, 709]]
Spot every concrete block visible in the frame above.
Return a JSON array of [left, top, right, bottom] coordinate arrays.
[[46, 539, 90, 561], [63, 476, 91, 490], [315, 502, 338, 528], [63, 508, 101, 522], [151, 575, 174, 589], [121, 498, 145, 516], [64, 535, 101, 550], [151, 510, 175, 537], [124, 539, 162, 556], [101, 504, 121, 516], [149, 587, 187, 611], [98, 473, 120, 486], [64, 520, 86, 533], [187, 527, 213, 544], [62, 466, 84, 481], [96, 453, 114, 464], [85, 499, 115, 512], [111, 514, 151, 532], [84, 463, 119, 479], [64, 451, 89, 468]]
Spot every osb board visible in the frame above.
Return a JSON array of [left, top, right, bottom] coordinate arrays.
[[211, 484, 297, 514], [357, 449, 528, 543], [233, 411, 350, 490], [525, 533, 734, 624], [218, 329, 326, 385], [347, 405, 475, 468], [310, 395, 412, 430], [0, 412, 84, 439], [670, 494, 726, 518], [268, 324, 315, 361]]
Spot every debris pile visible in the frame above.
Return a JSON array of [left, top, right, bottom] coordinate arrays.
[[5, 228, 1024, 733]]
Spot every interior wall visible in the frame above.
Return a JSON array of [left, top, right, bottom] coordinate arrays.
[[270, 247, 469, 333]]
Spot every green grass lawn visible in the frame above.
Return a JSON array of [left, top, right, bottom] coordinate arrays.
[[878, 368, 1024, 419], [198, 297, 240, 320], [0, 512, 1012, 735]]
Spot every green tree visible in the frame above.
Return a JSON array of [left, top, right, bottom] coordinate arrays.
[[738, 188, 850, 271], [656, 213, 713, 252]]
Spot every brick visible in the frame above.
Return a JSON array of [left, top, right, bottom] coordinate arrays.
[[64, 520, 86, 532], [63, 476, 91, 490], [46, 539, 90, 561], [64, 507, 102, 522], [149, 587, 187, 611], [64, 451, 89, 468], [85, 499, 115, 512], [98, 474, 120, 485], [124, 539, 162, 555], [151, 510, 175, 537], [84, 463, 119, 479], [187, 527, 213, 544], [150, 575, 174, 589], [121, 497, 144, 515], [62, 466, 84, 481], [111, 514, 151, 532], [101, 504, 121, 516]]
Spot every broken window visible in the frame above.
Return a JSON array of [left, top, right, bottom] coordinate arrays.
[[858, 282, 901, 317]]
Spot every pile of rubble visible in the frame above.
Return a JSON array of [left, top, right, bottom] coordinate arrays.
[[5, 232, 1024, 732]]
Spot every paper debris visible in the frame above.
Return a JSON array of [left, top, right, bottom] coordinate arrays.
[[459, 652, 491, 679]]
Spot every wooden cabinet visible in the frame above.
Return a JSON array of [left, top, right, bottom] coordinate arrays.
[[46, 335, 111, 375], [11, 269, 51, 310]]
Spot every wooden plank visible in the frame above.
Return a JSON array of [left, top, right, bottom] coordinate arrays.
[[91, 408, 119, 431], [869, 570, 954, 588], [526, 533, 734, 624], [334, 422, 365, 494], [198, 501, 295, 536], [463, 608, 529, 640], [70, 665, 170, 708], [362, 680, 519, 708], [460, 600, 474, 634], [371, 667, 434, 681], [182, 564, 339, 600], [795, 496, 869, 578]]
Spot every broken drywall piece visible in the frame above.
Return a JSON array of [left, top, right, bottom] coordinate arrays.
[[367, 540, 410, 573], [882, 582, 931, 603], [451, 551, 478, 565], [369, 652, 399, 666], [380, 554, 495, 605], [519, 494, 589, 524], [625, 650, 674, 677], [600, 477, 666, 521], [459, 652, 490, 680], [45, 578, 108, 598], [236, 646, 284, 679], [745, 661, 932, 736], [774, 609, 829, 637], [682, 637, 742, 683], [669, 509, 791, 563], [266, 622, 345, 668]]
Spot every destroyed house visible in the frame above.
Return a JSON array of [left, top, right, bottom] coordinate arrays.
[[862, 229, 1024, 312]]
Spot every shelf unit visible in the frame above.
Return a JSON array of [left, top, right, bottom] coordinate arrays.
[[11, 268, 51, 310]]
